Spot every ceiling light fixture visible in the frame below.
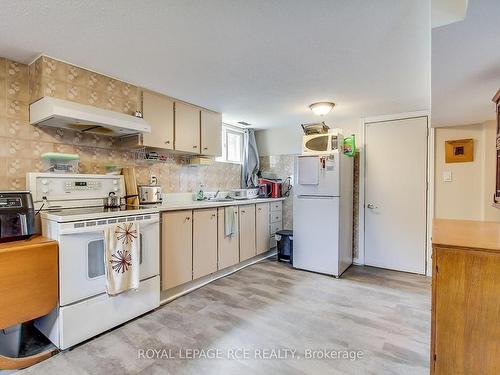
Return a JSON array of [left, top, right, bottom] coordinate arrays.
[[309, 102, 335, 116]]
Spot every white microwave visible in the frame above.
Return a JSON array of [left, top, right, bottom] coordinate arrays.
[[302, 133, 343, 155]]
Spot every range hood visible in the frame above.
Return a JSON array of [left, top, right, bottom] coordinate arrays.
[[30, 97, 150, 136]]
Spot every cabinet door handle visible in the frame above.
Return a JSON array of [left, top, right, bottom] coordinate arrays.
[[241, 210, 245, 214], [203, 147, 208, 150], [258, 208, 262, 211], [193, 145, 198, 149], [185, 217, 191, 221], [211, 213, 216, 218], [165, 140, 170, 144]]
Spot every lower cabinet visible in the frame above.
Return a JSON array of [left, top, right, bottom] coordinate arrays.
[[161, 210, 193, 290], [256, 203, 270, 254], [239, 204, 256, 262], [218, 206, 240, 269], [193, 208, 218, 279], [431, 244, 500, 374], [161, 201, 283, 290]]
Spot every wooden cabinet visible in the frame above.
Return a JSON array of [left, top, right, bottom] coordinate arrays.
[[201, 110, 222, 156], [217, 207, 240, 269], [142, 91, 174, 149], [239, 204, 256, 262], [255, 203, 270, 254], [431, 219, 500, 375], [174, 101, 200, 153], [493, 90, 500, 205], [160, 200, 283, 291], [161, 210, 193, 290], [193, 209, 218, 279]]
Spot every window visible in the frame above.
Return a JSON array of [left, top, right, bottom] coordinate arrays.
[[217, 124, 244, 163]]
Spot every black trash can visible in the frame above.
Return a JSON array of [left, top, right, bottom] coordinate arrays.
[[276, 229, 293, 264]]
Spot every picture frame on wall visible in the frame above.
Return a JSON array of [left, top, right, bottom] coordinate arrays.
[[445, 138, 474, 163]]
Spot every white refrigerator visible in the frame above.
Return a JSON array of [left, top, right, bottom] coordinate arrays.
[[293, 151, 353, 277]]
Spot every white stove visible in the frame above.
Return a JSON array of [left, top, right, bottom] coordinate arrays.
[[27, 173, 160, 350]]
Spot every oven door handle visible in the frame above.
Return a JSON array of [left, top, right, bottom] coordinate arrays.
[[59, 228, 106, 236], [58, 217, 159, 235]]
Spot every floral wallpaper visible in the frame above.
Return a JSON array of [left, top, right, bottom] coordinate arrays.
[[0, 56, 241, 192], [259, 153, 360, 259]]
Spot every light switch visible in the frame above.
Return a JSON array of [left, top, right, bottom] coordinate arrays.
[[443, 171, 452, 182]]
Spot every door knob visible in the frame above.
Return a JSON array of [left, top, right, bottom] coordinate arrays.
[[367, 203, 378, 209]]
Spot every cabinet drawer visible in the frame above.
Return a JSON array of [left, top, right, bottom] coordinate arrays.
[[270, 201, 282, 212], [270, 211, 282, 223], [270, 221, 282, 234], [270, 237, 277, 249]]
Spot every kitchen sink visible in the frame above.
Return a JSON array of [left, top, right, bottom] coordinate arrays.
[[208, 197, 234, 202]]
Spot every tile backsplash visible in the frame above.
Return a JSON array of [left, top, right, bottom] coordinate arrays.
[[259, 155, 294, 230], [0, 56, 241, 191]]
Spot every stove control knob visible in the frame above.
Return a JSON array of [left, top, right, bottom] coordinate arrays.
[[114, 187, 118, 192], [113, 180, 118, 185], [41, 179, 48, 185], [42, 187, 49, 194]]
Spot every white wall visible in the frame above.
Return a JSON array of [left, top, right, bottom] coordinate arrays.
[[255, 126, 303, 156], [482, 120, 500, 221], [434, 121, 500, 221]]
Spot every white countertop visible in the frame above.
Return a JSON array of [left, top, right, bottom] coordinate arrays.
[[41, 197, 284, 222], [157, 197, 285, 211]]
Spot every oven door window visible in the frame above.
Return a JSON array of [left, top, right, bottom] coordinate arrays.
[[305, 136, 329, 151], [87, 239, 105, 279], [0, 213, 27, 239]]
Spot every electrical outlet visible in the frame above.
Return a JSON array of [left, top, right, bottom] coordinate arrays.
[[150, 174, 157, 184]]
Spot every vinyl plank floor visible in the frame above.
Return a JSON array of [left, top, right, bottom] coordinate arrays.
[[18, 260, 431, 375]]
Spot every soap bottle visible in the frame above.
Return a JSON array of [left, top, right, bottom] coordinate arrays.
[[196, 183, 205, 201]]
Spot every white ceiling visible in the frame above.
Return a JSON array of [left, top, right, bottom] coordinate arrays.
[[432, 0, 500, 127], [0, 0, 430, 129], [432, 0, 468, 28]]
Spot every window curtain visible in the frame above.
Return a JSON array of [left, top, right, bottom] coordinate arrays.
[[242, 129, 260, 188]]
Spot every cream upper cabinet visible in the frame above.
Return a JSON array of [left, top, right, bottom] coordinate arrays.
[[174, 102, 200, 153], [218, 207, 240, 269], [200, 110, 222, 156], [239, 204, 256, 262], [161, 210, 193, 290], [193, 208, 218, 279], [255, 203, 270, 254], [142, 91, 174, 150]]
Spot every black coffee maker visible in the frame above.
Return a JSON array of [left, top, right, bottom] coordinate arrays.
[[0, 192, 36, 243]]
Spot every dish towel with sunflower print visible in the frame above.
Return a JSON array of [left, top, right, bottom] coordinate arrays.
[[104, 222, 140, 295]]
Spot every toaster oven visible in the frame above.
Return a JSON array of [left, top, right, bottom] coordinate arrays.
[[0, 191, 36, 243]]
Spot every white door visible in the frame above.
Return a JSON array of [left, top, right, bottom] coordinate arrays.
[[364, 116, 428, 274], [293, 196, 340, 276]]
